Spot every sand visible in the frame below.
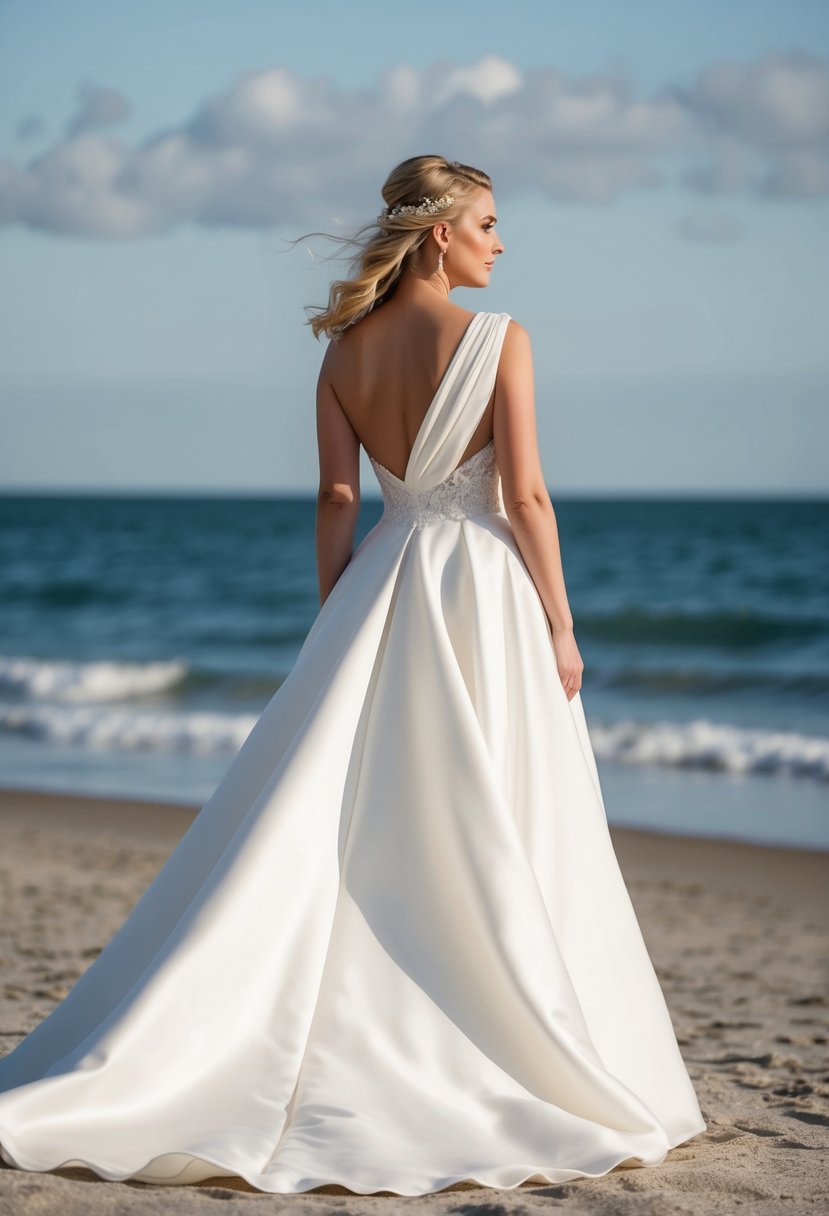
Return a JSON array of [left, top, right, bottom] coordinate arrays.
[[0, 786, 827, 1215]]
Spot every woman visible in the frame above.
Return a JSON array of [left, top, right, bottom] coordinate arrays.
[[0, 154, 706, 1195]]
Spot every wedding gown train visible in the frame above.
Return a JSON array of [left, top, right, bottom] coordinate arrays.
[[0, 310, 706, 1194]]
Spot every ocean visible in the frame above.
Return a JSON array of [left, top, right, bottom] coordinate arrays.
[[1, 491, 826, 850]]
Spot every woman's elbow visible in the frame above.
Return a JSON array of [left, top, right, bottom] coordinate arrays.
[[506, 486, 550, 521], [317, 482, 358, 510]]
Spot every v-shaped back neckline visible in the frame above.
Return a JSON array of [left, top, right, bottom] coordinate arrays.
[[363, 311, 488, 484], [369, 437, 495, 490]]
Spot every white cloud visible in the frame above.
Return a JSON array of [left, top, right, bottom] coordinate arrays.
[[686, 49, 829, 147], [1, 50, 826, 240], [431, 54, 523, 106], [676, 49, 829, 198]]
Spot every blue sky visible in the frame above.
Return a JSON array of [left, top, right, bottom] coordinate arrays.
[[1, 0, 827, 495]]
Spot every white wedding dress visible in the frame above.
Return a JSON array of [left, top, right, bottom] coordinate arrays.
[[0, 310, 705, 1195]]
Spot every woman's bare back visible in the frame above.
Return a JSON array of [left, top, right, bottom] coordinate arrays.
[[325, 300, 497, 481]]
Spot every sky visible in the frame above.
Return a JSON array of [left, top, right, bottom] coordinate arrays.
[[1, 0, 827, 496]]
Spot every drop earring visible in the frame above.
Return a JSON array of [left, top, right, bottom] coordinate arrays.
[[437, 249, 444, 274]]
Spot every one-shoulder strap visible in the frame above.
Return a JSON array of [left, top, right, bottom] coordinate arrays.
[[405, 312, 512, 492]]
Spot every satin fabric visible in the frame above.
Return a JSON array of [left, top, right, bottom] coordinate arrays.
[[0, 310, 706, 1194]]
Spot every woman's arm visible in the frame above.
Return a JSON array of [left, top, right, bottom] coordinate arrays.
[[493, 321, 585, 700], [315, 344, 361, 605]]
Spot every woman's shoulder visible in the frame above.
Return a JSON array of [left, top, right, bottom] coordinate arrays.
[[500, 314, 528, 341], [495, 317, 533, 384], [473, 309, 525, 338]]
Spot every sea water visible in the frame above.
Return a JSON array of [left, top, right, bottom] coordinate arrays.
[[0, 492, 826, 849]]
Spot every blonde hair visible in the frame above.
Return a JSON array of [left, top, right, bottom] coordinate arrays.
[[299, 155, 492, 341]]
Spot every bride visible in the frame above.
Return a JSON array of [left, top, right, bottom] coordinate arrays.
[[0, 154, 706, 1195]]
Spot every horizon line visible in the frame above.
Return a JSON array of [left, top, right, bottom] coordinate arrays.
[[1, 485, 827, 503]]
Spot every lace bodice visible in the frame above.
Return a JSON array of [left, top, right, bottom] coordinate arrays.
[[369, 440, 504, 529]]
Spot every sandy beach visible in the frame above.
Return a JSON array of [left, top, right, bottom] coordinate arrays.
[[0, 786, 827, 1215]]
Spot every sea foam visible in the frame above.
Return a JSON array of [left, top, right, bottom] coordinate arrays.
[[0, 697, 827, 782], [589, 716, 829, 782], [0, 702, 256, 754], [0, 656, 189, 703]]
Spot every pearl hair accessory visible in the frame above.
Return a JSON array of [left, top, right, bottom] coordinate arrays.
[[378, 195, 455, 223]]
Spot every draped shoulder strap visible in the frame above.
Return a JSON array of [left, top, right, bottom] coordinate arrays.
[[405, 312, 512, 492]]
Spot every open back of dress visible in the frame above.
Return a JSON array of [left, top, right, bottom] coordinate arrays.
[[0, 310, 705, 1195]]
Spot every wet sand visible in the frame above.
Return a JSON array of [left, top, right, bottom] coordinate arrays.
[[0, 786, 827, 1215]]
